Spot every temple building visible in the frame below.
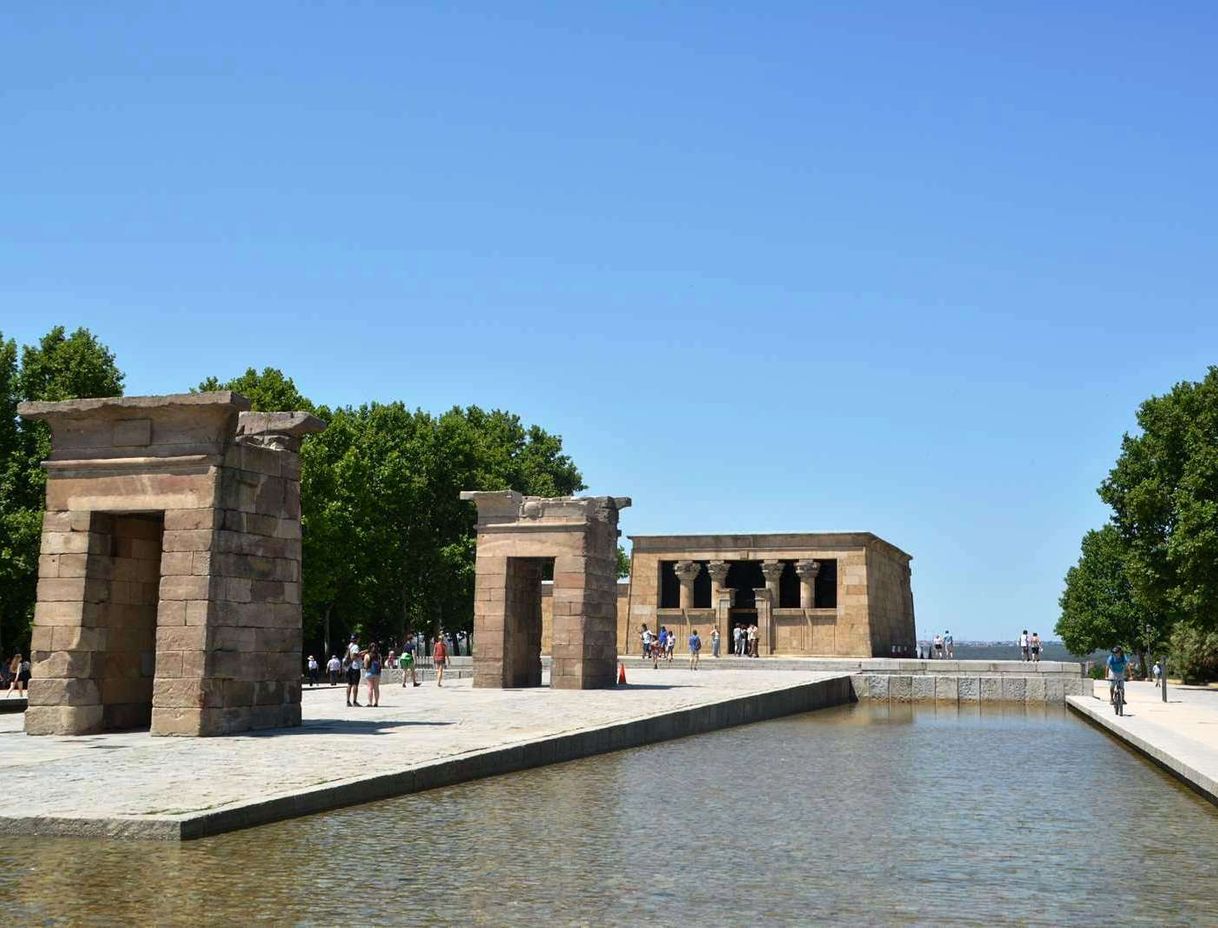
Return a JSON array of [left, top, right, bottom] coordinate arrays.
[[542, 532, 914, 659]]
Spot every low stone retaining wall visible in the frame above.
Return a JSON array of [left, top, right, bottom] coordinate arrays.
[[617, 656, 1090, 704], [853, 671, 1091, 705]]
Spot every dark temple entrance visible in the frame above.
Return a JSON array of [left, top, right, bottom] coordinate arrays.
[[725, 560, 763, 654], [502, 557, 552, 687], [90, 512, 165, 730]]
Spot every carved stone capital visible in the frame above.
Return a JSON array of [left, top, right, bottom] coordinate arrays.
[[706, 560, 730, 584], [673, 560, 702, 583], [760, 560, 785, 582], [795, 559, 821, 580]]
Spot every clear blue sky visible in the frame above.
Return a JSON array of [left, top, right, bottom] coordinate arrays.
[[3, 3, 1216, 640]]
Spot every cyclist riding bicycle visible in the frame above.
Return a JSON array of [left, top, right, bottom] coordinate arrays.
[[1107, 646, 1130, 705]]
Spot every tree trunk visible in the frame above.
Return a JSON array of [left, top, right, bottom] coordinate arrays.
[[323, 602, 332, 660]]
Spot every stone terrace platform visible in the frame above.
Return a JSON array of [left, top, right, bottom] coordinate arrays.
[[0, 668, 851, 840], [1068, 681, 1218, 805]]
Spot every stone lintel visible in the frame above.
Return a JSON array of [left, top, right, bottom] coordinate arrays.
[[627, 532, 912, 563], [18, 391, 251, 420]]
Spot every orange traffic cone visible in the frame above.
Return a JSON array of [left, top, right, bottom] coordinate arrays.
[[618, 662, 627, 685]]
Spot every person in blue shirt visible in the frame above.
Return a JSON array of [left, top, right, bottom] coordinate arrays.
[[688, 630, 702, 670], [1106, 646, 1130, 705]]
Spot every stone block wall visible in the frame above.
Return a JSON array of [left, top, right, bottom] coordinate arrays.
[[464, 492, 630, 690], [20, 393, 320, 737], [865, 541, 916, 656], [850, 662, 1090, 705]]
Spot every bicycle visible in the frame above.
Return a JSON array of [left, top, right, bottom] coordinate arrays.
[[1112, 677, 1126, 717]]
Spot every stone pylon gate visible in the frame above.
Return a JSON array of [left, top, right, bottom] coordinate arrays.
[[461, 491, 630, 689], [18, 392, 323, 736]]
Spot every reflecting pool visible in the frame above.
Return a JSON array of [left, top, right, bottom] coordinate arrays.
[[2, 704, 1216, 926]]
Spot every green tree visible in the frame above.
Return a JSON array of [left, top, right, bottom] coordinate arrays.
[[0, 327, 124, 657], [1057, 523, 1163, 672], [196, 367, 314, 413], [616, 544, 631, 579], [1100, 367, 1218, 633], [1167, 621, 1218, 685]]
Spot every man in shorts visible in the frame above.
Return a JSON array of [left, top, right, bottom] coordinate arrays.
[[345, 636, 363, 706], [400, 636, 420, 687], [688, 629, 702, 670]]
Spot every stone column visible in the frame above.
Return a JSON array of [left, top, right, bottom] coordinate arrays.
[[673, 560, 701, 611], [707, 560, 729, 604], [707, 560, 731, 646], [761, 560, 784, 608], [795, 559, 821, 610], [754, 586, 773, 656]]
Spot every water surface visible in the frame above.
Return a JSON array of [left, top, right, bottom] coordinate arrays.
[[2, 703, 1215, 926]]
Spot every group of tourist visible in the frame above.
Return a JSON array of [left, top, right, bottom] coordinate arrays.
[[732, 623, 760, 657], [640, 625, 676, 666], [930, 631, 954, 658], [3, 653, 31, 697], [640, 622, 760, 662], [1018, 630, 1043, 662], [303, 633, 452, 707]]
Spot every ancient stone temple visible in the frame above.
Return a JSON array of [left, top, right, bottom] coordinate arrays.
[[19, 392, 323, 736], [461, 490, 630, 689], [616, 533, 914, 658]]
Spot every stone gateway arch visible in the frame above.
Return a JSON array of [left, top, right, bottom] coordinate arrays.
[[19, 392, 323, 736], [462, 491, 630, 689]]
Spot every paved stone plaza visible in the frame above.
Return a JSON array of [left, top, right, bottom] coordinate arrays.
[[1068, 681, 1218, 804], [0, 668, 851, 839]]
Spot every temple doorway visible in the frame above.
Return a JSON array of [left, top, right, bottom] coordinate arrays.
[[89, 512, 164, 730], [502, 557, 551, 687]]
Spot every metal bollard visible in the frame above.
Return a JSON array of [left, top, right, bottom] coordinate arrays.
[[1162, 658, 1168, 702]]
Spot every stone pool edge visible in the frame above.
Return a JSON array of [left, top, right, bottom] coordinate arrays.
[[1066, 695, 1218, 807], [3, 673, 854, 841]]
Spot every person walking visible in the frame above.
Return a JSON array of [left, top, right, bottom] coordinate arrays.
[[306, 655, 319, 686], [710, 627, 721, 658], [400, 636, 420, 687], [1152, 659, 1163, 687], [665, 628, 676, 663], [5, 654, 25, 698], [641, 624, 653, 659], [932, 633, 943, 660], [732, 624, 743, 657], [344, 638, 363, 707], [689, 629, 702, 670], [747, 624, 759, 658], [433, 635, 448, 687], [1030, 632, 1042, 663], [364, 645, 382, 707], [326, 654, 341, 686], [1019, 630, 1030, 662], [944, 630, 954, 659]]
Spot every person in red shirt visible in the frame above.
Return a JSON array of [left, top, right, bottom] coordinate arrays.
[[433, 636, 448, 687]]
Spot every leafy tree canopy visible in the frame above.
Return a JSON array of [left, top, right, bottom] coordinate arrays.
[[196, 367, 314, 414], [1056, 524, 1160, 657], [0, 327, 124, 656], [1100, 366, 1218, 631]]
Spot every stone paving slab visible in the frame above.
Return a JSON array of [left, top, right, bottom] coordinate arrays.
[[0, 668, 851, 840], [1067, 681, 1218, 805]]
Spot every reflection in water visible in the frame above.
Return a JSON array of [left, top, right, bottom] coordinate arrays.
[[2, 704, 1217, 926]]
